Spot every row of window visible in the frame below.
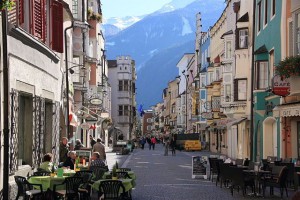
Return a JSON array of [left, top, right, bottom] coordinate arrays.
[[16, 0, 64, 52], [118, 80, 135, 92], [118, 105, 134, 116], [257, 0, 276, 33]]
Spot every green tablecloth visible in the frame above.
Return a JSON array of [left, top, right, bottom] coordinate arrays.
[[92, 179, 133, 193], [28, 176, 66, 191], [103, 171, 136, 187]]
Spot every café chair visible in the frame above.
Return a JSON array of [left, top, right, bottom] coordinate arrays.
[[262, 166, 289, 198], [208, 158, 218, 182], [53, 176, 83, 200], [118, 168, 131, 172], [78, 173, 93, 200], [14, 176, 44, 200], [98, 180, 125, 200], [33, 171, 51, 176], [115, 172, 131, 179], [74, 170, 93, 178], [235, 159, 244, 166], [91, 167, 107, 182], [229, 167, 254, 196]]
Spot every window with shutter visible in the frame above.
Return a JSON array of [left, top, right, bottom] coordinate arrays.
[[31, 0, 46, 41], [51, 0, 63, 53], [18, 0, 25, 25]]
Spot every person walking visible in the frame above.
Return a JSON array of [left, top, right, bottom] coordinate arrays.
[[170, 136, 176, 156], [164, 137, 169, 156], [151, 136, 157, 150], [92, 138, 106, 161], [89, 135, 97, 148], [59, 137, 69, 163], [140, 137, 146, 150], [146, 136, 152, 150]]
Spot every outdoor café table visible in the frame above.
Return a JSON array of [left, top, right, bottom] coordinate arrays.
[[92, 178, 134, 193], [103, 171, 136, 187], [243, 169, 271, 196], [62, 169, 76, 177], [28, 176, 66, 191]]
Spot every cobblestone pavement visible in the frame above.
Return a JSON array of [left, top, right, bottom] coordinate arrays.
[[120, 144, 297, 200]]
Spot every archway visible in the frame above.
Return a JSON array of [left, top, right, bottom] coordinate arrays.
[[263, 117, 277, 158]]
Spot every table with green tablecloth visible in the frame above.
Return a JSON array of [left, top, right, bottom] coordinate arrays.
[[103, 171, 136, 187], [28, 176, 66, 191], [92, 178, 133, 193]]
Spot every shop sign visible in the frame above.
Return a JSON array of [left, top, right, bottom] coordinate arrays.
[[272, 75, 290, 97], [281, 107, 300, 117], [201, 112, 213, 119]]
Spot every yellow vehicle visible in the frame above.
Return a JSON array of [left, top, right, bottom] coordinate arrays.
[[184, 140, 201, 151]]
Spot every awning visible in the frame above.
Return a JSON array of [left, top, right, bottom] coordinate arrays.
[[69, 113, 78, 127], [226, 118, 247, 128], [273, 103, 300, 117]]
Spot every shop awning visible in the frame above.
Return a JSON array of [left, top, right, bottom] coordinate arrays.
[[69, 113, 78, 127], [226, 118, 247, 128], [273, 103, 300, 117]]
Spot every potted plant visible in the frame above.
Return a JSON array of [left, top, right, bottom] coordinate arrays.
[[276, 56, 300, 95], [112, 164, 117, 180], [275, 55, 300, 78], [1, 0, 15, 10]]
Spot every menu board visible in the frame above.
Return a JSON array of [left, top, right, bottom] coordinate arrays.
[[192, 156, 208, 179]]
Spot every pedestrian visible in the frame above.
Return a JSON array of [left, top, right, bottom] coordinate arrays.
[[63, 151, 76, 170], [151, 136, 157, 150], [164, 137, 169, 156], [89, 135, 96, 148], [170, 136, 176, 156], [88, 152, 107, 172], [74, 139, 84, 150], [93, 138, 106, 161], [146, 136, 151, 150], [140, 137, 146, 150], [59, 137, 69, 163]]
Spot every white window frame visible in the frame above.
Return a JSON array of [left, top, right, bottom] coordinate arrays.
[[256, 61, 269, 90], [238, 29, 248, 49], [295, 11, 300, 56], [147, 118, 152, 123], [257, 1, 262, 34], [225, 40, 232, 59], [270, 0, 276, 20], [224, 84, 231, 102], [264, 0, 268, 27], [237, 79, 247, 101]]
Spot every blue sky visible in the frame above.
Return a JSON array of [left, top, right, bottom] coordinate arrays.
[[101, 0, 172, 18]]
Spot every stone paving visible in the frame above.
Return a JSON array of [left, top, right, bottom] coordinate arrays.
[[118, 144, 298, 200]]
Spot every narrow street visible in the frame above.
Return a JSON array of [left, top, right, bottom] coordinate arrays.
[[114, 145, 296, 200]]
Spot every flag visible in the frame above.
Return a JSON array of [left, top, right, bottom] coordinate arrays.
[[138, 104, 145, 117]]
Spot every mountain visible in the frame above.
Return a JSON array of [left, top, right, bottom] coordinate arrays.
[[102, 15, 145, 37], [104, 0, 225, 108]]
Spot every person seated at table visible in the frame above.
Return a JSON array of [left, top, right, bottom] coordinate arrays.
[[89, 152, 106, 171], [39, 153, 53, 172], [74, 139, 84, 150], [63, 151, 76, 170]]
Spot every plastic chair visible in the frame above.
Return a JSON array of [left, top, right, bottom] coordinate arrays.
[[78, 173, 93, 200], [262, 166, 289, 198], [98, 180, 125, 200], [91, 167, 107, 182], [53, 176, 83, 200], [33, 171, 51, 176], [229, 167, 254, 196], [118, 168, 131, 172], [14, 176, 43, 200], [115, 172, 131, 179]]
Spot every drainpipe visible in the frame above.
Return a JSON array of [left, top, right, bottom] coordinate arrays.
[[2, 9, 9, 200], [250, 0, 257, 162], [65, 22, 74, 138]]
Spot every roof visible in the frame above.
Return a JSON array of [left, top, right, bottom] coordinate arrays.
[[237, 12, 249, 22], [254, 45, 268, 54], [221, 30, 233, 39]]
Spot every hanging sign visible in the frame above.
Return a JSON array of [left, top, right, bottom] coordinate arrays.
[[80, 122, 90, 130], [272, 75, 290, 97]]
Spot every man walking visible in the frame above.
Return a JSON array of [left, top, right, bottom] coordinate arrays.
[[93, 138, 106, 161]]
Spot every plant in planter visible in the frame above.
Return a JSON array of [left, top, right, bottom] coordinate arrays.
[[112, 164, 117, 180], [1, 0, 15, 10], [275, 55, 300, 78]]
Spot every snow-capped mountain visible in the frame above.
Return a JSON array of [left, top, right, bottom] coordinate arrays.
[[104, 0, 225, 108], [155, 0, 196, 14]]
